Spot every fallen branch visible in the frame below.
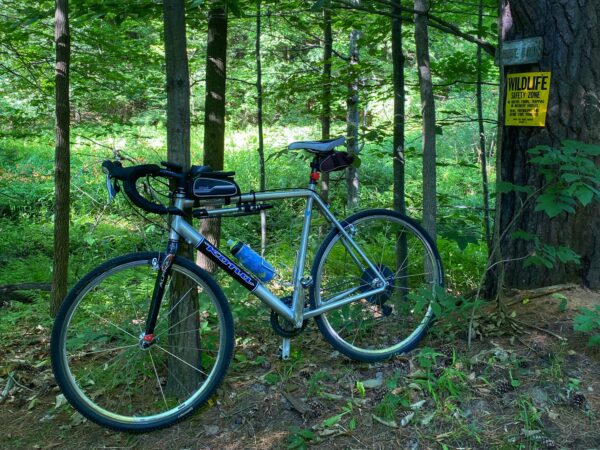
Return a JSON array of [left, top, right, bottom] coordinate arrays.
[[512, 318, 567, 341], [0, 283, 51, 293], [505, 284, 577, 306], [0, 372, 15, 404], [0, 283, 51, 304]]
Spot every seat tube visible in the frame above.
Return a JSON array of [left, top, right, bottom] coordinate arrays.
[[291, 168, 319, 325]]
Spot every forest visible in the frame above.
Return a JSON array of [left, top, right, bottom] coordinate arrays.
[[1, 0, 599, 448]]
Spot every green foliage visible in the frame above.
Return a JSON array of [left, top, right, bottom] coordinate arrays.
[[573, 305, 600, 347], [528, 141, 600, 217], [411, 286, 485, 335], [503, 140, 600, 271]]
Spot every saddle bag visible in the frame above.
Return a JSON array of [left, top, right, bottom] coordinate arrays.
[[319, 151, 354, 173]]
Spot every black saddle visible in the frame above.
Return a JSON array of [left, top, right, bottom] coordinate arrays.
[[288, 136, 346, 153]]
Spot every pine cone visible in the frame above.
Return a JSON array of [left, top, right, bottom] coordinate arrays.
[[570, 392, 586, 408], [470, 361, 487, 374], [372, 387, 387, 403], [304, 400, 324, 419], [531, 434, 557, 449], [438, 344, 455, 359], [494, 379, 513, 396]]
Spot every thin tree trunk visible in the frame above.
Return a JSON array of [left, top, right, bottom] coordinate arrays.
[[51, 0, 70, 317], [391, 1, 408, 296], [476, 0, 491, 253], [346, 29, 360, 210], [256, 0, 267, 255], [414, 0, 436, 240], [163, 0, 199, 396], [199, 5, 228, 271], [320, 5, 333, 205]]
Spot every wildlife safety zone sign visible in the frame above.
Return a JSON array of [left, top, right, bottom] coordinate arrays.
[[505, 72, 551, 126]]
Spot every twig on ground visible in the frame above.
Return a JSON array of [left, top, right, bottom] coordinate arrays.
[[511, 318, 566, 341], [0, 372, 15, 404]]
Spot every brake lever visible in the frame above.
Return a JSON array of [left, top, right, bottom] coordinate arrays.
[[105, 174, 118, 204]]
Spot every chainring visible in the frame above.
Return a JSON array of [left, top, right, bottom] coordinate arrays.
[[269, 295, 308, 337]]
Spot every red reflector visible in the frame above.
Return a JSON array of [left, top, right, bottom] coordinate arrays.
[[143, 334, 154, 342]]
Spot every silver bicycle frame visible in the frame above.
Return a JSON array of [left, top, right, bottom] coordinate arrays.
[[169, 188, 388, 328]]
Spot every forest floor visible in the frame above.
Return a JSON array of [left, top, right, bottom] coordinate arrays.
[[1, 287, 599, 450]]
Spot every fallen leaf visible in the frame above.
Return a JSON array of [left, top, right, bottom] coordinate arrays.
[[371, 414, 397, 428]]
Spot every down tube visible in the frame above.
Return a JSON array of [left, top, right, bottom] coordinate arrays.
[[173, 217, 295, 322]]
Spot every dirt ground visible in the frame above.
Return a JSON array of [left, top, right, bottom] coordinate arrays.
[[1, 287, 599, 450]]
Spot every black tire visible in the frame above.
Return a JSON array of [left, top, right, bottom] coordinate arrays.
[[310, 209, 444, 362], [51, 252, 234, 432]]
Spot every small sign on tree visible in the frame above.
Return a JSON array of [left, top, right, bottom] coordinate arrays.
[[505, 72, 551, 127]]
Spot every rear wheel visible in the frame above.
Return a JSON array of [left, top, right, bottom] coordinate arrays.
[[310, 209, 444, 362], [51, 252, 234, 432]]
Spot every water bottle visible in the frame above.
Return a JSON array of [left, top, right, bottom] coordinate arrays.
[[227, 240, 275, 282]]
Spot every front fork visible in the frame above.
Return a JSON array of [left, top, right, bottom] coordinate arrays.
[[140, 240, 178, 348]]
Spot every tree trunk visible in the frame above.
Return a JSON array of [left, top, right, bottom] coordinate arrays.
[[346, 29, 360, 210], [320, 5, 333, 205], [51, 0, 70, 318], [199, 5, 228, 271], [494, 1, 600, 290], [476, 0, 491, 253], [162, 0, 199, 396], [256, 0, 267, 255], [391, 1, 408, 295], [414, 0, 437, 240]]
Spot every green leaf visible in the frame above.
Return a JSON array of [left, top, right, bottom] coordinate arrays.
[[322, 413, 343, 427], [348, 417, 357, 431], [496, 181, 533, 195], [574, 185, 594, 206]]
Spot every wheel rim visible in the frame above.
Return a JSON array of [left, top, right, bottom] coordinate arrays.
[[314, 214, 440, 356], [58, 259, 228, 425]]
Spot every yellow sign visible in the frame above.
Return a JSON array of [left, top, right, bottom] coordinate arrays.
[[505, 72, 551, 126]]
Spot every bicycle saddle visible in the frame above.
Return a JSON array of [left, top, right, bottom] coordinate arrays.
[[288, 136, 346, 153]]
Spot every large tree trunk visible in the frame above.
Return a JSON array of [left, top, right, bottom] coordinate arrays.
[[199, 5, 228, 271], [162, 0, 199, 396], [51, 0, 70, 317], [346, 29, 360, 210], [494, 1, 600, 290], [414, 0, 437, 240]]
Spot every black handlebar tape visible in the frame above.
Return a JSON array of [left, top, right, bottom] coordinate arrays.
[[103, 161, 170, 215]]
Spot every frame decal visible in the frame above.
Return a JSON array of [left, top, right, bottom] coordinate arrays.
[[196, 240, 258, 291]]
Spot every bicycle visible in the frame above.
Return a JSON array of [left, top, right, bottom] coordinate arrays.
[[51, 136, 444, 432]]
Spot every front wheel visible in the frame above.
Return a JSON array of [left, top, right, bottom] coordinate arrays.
[[310, 209, 444, 362], [51, 252, 234, 432]]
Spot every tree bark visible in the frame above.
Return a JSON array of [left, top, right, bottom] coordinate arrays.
[[199, 5, 228, 271], [494, 0, 600, 290], [51, 0, 70, 318], [256, 0, 267, 255], [414, 0, 436, 240], [346, 29, 360, 210], [320, 5, 333, 205], [476, 0, 491, 252], [391, 1, 405, 217], [162, 0, 199, 396], [392, 1, 408, 295]]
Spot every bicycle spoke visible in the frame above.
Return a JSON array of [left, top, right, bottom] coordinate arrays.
[[148, 349, 168, 410], [84, 309, 138, 341], [154, 344, 208, 377]]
